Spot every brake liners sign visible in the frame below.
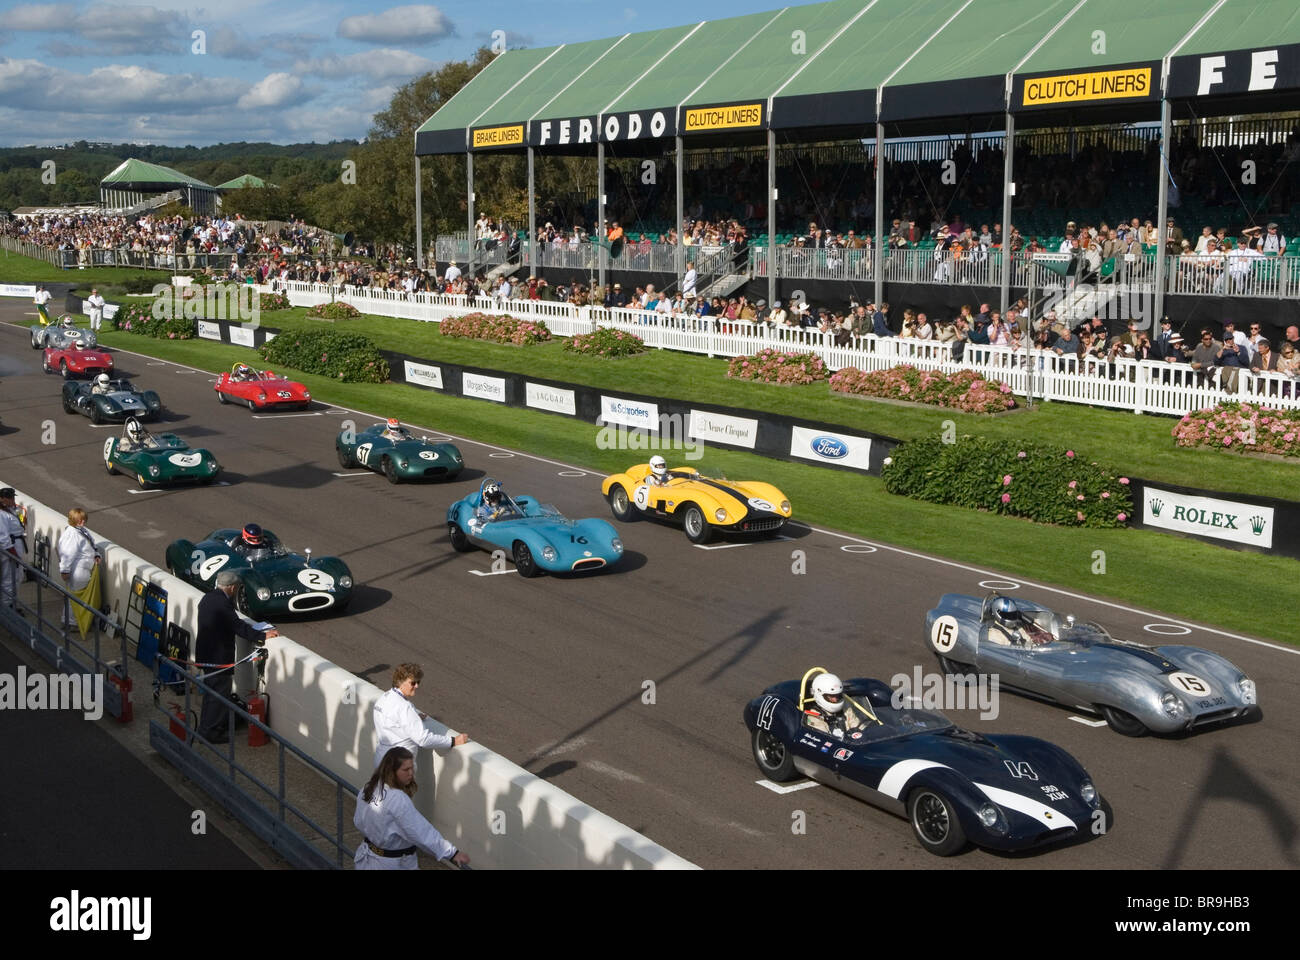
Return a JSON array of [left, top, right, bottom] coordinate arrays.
[[684, 103, 763, 132], [472, 124, 524, 148], [1022, 67, 1151, 106]]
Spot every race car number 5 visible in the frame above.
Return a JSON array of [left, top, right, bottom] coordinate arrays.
[[931, 615, 960, 653], [190, 550, 228, 581], [633, 484, 650, 509]]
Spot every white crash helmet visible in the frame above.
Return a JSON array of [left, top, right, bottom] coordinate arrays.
[[61, 315, 76, 327], [125, 418, 144, 441], [95, 374, 110, 389], [649, 455, 667, 478], [810, 673, 845, 715]]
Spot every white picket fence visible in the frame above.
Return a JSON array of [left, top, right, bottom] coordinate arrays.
[[271, 281, 1300, 416]]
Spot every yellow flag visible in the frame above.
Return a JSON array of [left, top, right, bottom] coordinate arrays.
[[73, 564, 102, 638]]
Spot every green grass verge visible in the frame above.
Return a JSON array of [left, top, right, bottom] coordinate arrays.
[[62, 322, 1300, 645], [0, 248, 172, 285], [180, 306, 1299, 502]]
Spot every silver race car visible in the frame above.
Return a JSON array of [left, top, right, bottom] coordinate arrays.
[[925, 593, 1260, 736], [31, 315, 98, 350]]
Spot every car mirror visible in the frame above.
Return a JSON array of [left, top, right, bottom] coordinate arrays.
[[304, 548, 312, 564]]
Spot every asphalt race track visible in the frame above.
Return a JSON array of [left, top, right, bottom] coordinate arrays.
[[2, 303, 1297, 870]]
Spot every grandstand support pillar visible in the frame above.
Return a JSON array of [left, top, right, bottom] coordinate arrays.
[[467, 152, 476, 278], [527, 146, 537, 278], [414, 155, 424, 270], [676, 135, 685, 281], [767, 129, 776, 307], [874, 122, 884, 306], [1153, 97, 1171, 324], [598, 142, 607, 290], [1000, 111, 1015, 314]]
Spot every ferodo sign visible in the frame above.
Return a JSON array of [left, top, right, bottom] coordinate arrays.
[[1168, 44, 1300, 99], [1020, 67, 1152, 107], [471, 124, 525, 149], [1141, 486, 1274, 549], [683, 102, 764, 133], [532, 110, 674, 146]]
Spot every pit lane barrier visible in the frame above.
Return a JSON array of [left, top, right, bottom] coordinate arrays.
[[3, 483, 697, 869]]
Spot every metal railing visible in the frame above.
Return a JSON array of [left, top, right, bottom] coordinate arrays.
[[151, 656, 361, 868], [0, 551, 131, 720]]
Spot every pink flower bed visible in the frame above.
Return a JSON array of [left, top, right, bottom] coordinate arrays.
[[829, 365, 1016, 413], [1172, 402, 1300, 458], [727, 349, 828, 384], [440, 312, 551, 345]]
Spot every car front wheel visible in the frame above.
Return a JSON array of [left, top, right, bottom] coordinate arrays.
[[682, 505, 712, 544], [1099, 705, 1149, 737], [381, 456, 399, 484], [513, 540, 540, 578], [60, 360, 70, 379], [217, 389, 228, 404], [908, 788, 968, 856], [448, 522, 472, 552], [607, 486, 637, 522], [336, 445, 355, 468], [751, 728, 796, 782]]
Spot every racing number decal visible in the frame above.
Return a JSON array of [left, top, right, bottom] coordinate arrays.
[[568, 535, 588, 544], [297, 569, 335, 591], [1168, 672, 1212, 696], [756, 695, 779, 731], [747, 497, 774, 512], [102, 437, 114, 462], [418, 450, 438, 460], [355, 443, 373, 466], [633, 484, 650, 509], [931, 615, 960, 653], [189, 550, 228, 581], [169, 452, 202, 467]]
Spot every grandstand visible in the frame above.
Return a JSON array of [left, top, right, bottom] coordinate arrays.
[[99, 158, 220, 215], [415, 0, 1300, 331]]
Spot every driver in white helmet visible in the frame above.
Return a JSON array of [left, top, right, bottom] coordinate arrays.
[[120, 418, 153, 451], [646, 455, 672, 486], [991, 596, 1053, 647], [92, 373, 112, 396], [381, 417, 410, 442], [803, 673, 867, 738], [474, 479, 517, 524]]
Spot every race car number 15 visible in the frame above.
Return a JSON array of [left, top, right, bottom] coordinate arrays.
[[931, 615, 960, 653]]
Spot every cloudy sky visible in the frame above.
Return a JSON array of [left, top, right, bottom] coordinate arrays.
[[0, 0, 824, 147]]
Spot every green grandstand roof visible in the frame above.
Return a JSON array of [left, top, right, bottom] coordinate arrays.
[[217, 174, 271, 189], [415, 0, 1300, 155], [100, 158, 214, 188]]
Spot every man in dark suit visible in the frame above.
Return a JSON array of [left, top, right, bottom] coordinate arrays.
[[196, 569, 278, 744], [1164, 217, 1184, 255]]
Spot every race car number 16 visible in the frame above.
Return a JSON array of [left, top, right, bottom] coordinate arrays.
[[931, 615, 960, 653]]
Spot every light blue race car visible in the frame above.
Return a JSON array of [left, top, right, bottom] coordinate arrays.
[[446, 478, 624, 577]]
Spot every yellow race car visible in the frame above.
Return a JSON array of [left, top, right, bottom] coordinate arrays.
[[601, 461, 792, 544]]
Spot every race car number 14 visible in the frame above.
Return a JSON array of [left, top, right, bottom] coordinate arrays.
[[931, 615, 960, 653]]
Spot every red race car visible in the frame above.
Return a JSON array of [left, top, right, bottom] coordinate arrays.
[[43, 342, 113, 380], [215, 363, 312, 411]]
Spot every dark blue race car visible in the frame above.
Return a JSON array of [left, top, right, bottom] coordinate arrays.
[[744, 668, 1105, 856]]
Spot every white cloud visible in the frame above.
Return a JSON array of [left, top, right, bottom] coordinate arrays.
[[337, 5, 453, 45], [236, 72, 304, 109], [293, 48, 436, 82], [8, 3, 187, 54]]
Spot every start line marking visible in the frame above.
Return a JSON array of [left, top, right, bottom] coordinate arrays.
[[1069, 716, 1108, 728], [694, 536, 795, 550], [469, 568, 517, 577], [252, 412, 321, 419], [756, 779, 820, 795], [332, 471, 371, 478], [127, 488, 165, 495]]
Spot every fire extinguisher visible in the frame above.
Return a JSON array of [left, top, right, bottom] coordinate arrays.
[[168, 702, 191, 741], [246, 691, 269, 747]]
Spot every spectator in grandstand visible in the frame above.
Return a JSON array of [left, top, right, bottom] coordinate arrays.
[[899, 309, 917, 338], [354, 747, 470, 870], [872, 302, 893, 337], [1251, 339, 1279, 372], [1285, 326, 1300, 352], [753, 299, 770, 324], [1226, 239, 1263, 293], [1222, 319, 1249, 352], [1164, 217, 1184, 254], [1215, 335, 1250, 390], [1194, 226, 1215, 254], [1277, 342, 1300, 392], [915, 313, 933, 341], [1262, 222, 1287, 256], [1246, 323, 1268, 361], [605, 283, 627, 309], [682, 260, 697, 297], [1051, 325, 1080, 358]]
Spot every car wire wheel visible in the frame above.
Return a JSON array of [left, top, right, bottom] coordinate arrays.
[[608, 486, 637, 522], [908, 789, 967, 856], [682, 505, 712, 544]]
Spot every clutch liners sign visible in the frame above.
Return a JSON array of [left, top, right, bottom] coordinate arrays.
[[1142, 486, 1273, 548], [1022, 67, 1151, 106], [684, 103, 763, 132]]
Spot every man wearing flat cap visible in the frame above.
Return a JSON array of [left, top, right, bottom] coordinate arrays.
[[1262, 222, 1287, 256], [196, 569, 279, 744]]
